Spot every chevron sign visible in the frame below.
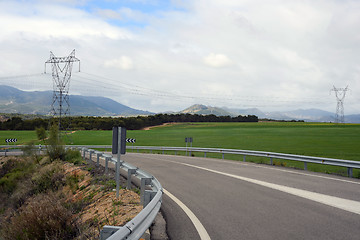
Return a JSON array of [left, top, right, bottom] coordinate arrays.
[[5, 138, 17, 143], [126, 138, 136, 143]]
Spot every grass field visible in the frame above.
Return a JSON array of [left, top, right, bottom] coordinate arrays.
[[1, 122, 360, 177], [66, 122, 360, 159]]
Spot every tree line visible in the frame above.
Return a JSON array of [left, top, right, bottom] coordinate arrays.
[[0, 113, 258, 131]]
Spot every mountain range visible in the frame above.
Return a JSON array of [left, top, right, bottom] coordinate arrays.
[[180, 104, 360, 123], [0, 85, 152, 116], [1, 85, 359, 123]]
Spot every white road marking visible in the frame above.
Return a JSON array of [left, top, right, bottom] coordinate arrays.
[[164, 189, 211, 240], [183, 154, 360, 185], [174, 161, 360, 215], [139, 153, 360, 185]]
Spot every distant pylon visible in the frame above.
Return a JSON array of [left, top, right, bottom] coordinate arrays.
[[45, 49, 80, 131], [331, 85, 349, 123]]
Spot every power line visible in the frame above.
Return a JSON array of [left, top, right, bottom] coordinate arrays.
[[0, 71, 333, 108], [44, 49, 80, 130], [331, 85, 349, 123]]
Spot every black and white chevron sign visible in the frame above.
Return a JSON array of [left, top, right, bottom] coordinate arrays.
[[5, 138, 17, 143], [126, 138, 136, 143]]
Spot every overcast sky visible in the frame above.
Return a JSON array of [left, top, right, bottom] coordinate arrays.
[[0, 0, 359, 114]]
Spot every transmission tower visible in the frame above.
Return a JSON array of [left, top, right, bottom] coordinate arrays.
[[331, 85, 349, 123], [45, 49, 80, 131]]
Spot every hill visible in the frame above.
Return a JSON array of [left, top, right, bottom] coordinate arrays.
[[179, 104, 360, 123], [0, 85, 152, 116], [179, 104, 234, 116]]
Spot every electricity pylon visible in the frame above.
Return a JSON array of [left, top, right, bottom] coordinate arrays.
[[45, 49, 80, 131], [331, 85, 349, 123]]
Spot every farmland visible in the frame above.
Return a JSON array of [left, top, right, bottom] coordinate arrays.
[[1, 122, 360, 177], [65, 122, 360, 160]]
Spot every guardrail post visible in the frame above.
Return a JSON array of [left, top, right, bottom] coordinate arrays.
[[89, 150, 94, 163], [222, 153, 224, 159], [105, 156, 111, 174], [204, 152, 207, 158], [243, 155, 246, 162], [270, 157, 273, 165], [127, 169, 137, 190], [348, 167, 353, 178], [96, 152, 102, 167], [82, 148, 86, 159], [304, 162, 308, 170], [144, 190, 157, 207], [140, 178, 152, 206], [175, 151, 177, 155]]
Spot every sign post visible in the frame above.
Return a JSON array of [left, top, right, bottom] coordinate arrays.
[[189, 137, 193, 156], [185, 137, 193, 156], [112, 127, 126, 199], [5, 138, 17, 157]]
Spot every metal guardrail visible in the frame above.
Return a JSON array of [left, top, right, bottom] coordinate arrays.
[[1, 144, 359, 177], [74, 147, 163, 240], [128, 146, 360, 178]]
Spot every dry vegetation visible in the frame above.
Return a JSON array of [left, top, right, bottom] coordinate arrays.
[[0, 152, 142, 240]]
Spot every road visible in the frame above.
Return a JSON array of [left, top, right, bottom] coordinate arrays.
[[122, 153, 360, 240]]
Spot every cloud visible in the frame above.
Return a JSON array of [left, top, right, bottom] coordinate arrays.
[[0, 0, 359, 114], [96, 9, 123, 20], [203, 53, 232, 68], [104, 56, 134, 70]]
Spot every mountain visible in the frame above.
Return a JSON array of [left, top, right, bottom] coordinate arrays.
[[179, 104, 234, 116], [223, 107, 266, 118], [179, 104, 360, 123], [262, 109, 334, 122], [0, 85, 152, 116]]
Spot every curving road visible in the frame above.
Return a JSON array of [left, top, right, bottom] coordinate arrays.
[[122, 152, 360, 240]]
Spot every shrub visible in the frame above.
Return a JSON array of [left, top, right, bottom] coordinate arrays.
[[0, 158, 35, 195], [46, 124, 65, 161], [65, 149, 83, 165], [1, 193, 79, 240], [31, 161, 65, 194], [22, 141, 37, 159]]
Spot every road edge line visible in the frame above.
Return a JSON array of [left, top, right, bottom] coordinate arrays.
[[163, 189, 211, 240]]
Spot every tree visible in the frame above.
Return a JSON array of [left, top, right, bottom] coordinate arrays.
[[36, 127, 47, 143], [46, 124, 65, 161]]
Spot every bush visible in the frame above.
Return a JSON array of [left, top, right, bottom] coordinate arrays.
[[65, 149, 83, 165], [0, 158, 35, 195], [1, 193, 79, 240], [46, 125, 65, 161], [31, 161, 65, 194]]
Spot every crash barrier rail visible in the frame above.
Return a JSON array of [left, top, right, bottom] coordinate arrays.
[[128, 145, 360, 178], [76, 147, 163, 240], [0, 145, 162, 240], [2, 145, 359, 178]]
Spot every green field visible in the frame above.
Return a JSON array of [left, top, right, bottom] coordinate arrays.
[[2, 122, 360, 177], [66, 122, 360, 159]]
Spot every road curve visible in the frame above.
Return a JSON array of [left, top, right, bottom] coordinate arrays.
[[122, 153, 360, 240]]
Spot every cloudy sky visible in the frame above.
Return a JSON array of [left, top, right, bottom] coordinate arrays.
[[0, 0, 359, 114]]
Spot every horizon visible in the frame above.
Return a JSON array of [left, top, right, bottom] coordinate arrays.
[[2, 85, 359, 119]]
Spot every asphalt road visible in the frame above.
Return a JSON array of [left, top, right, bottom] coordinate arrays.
[[122, 153, 360, 240]]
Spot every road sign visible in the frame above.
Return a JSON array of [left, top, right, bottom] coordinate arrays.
[[185, 137, 193, 143], [5, 138, 17, 143], [126, 138, 136, 143], [112, 127, 126, 154]]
